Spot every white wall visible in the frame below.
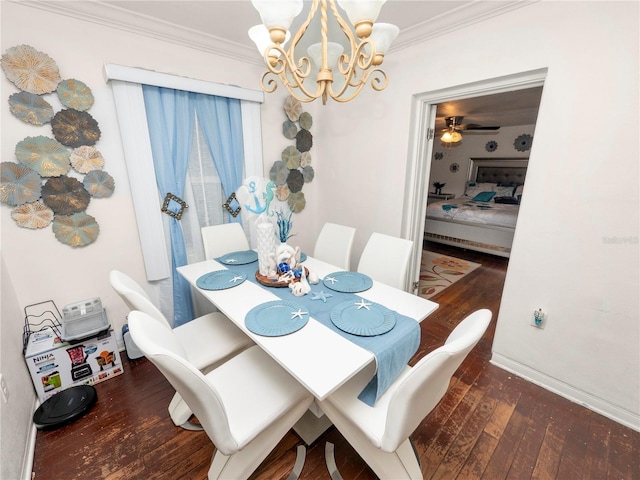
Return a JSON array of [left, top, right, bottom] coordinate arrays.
[[314, 1, 639, 429]]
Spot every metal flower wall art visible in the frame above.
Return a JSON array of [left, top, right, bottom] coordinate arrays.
[[1, 45, 113, 246]]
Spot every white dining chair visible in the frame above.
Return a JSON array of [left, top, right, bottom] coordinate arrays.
[[313, 222, 356, 271], [319, 309, 492, 480], [127, 310, 313, 480], [109, 270, 254, 430], [201, 222, 250, 259], [357, 232, 414, 290]]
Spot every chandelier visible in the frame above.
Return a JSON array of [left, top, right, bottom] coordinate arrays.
[[249, 0, 399, 105]]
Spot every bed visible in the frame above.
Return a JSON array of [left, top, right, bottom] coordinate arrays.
[[424, 159, 528, 257]]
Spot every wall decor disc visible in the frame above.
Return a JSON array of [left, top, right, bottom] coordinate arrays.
[[282, 120, 298, 139], [15, 135, 70, 177], [70, 146, 104, 173], [299, 112, 313, 130], [288, 191, 305, 213], [300, 151, 312, 167], [51, 108, 101, 147], [269, 160, 289, 185], [295, 129, 313, 152], [0, 162, 42, 205], [286, 168, 304, 193], [56, 79, 94, 111], [281, 145, 301, 169], [52, 212, 99, 247], [449, 162, 460, 173], [302, 165, 315, 183], [284, 96, 302, 122], [514, 134, 533, 152], [485, 140, 498, 152], [275, 184, 290, 201], [83, 170, 114, 198], [1, 44, 61, 94], [11, 201, 54, 229], [8, 91, 54, 125], [41, 175, 91, 215]]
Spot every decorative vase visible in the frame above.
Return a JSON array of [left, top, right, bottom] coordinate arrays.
[[256, 221, 277, 276]]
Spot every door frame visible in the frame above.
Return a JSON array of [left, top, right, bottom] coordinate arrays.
[[401, 68, 548, 292]]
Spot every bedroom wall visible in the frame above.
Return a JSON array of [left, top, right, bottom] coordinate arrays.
[[312, 1, 639, 429], [428, 124, 535, 197]]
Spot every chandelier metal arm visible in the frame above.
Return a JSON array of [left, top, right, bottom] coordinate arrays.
[[254, 0, 396, 104]]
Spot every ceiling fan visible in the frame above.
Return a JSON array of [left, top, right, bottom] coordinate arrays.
[[440, 116, 500, 144]]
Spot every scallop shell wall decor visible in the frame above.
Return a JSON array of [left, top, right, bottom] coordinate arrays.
[[275, 184, 290, 201], [302, 165, 315, 183], [300, 151, 312, 167], [286, 168, 304, 193], [41, 175, 91, 215], [1, 45, 61, 94], [284, 96, 302, 121], [56, 79, 94, 111], [9, 91, 54, 125], [83, 170, 115, 198], [270, 161, 289, 185], [11, 201, 54, 229], [295, 129, 313, 152], [70, 146, 104, 173], [15, 135, 70, 177], [51, 108, 101, 147], [283, 120, 298, 139], [299, 112, 313, 130], [0, 162, 42, 205], [52, 212, 99, 247], [288, 192, 306, 213], [282, 146, 301, 169]]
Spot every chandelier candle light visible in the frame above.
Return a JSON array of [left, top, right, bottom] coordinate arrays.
[[249, 0, 399, 104]]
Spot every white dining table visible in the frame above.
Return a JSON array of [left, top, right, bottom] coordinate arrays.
[[177, 254, 439, 443]]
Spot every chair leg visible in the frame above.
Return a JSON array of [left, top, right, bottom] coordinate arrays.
[[207, 400, 312, 480], [168, 391, 203, 431], [321, 406, 423, 479]]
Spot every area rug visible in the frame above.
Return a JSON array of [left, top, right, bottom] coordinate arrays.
[[419, 251, 481, 299]]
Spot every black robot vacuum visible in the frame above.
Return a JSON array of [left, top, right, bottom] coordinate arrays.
[[33, 385, 97, 430]]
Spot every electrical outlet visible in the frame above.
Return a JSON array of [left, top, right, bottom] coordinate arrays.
[[0, 374, 9, 403], [531, 309, 546, 329]]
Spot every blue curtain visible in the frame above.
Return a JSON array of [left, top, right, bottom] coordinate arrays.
[[142, 85, 195, 327], [193, 94, 245, 224]]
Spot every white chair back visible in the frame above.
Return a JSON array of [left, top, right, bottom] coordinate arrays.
[[201, 223, 250, 259], [109, 270, 170, 328], [313, 222, 356, 270], [357, 232, 414, 290], [382, 309, 492, 451], [127, 311, 238, 452]]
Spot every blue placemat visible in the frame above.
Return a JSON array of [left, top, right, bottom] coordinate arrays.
[[218, 257, 420, 406], [245, 300, 309, 336], [323, 271, 373, 293], [217, 250, 258, 265], [330, 299, 396, 336], [196, 270, 246, 290]]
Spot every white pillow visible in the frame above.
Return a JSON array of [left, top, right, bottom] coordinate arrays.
[[493, 185, 516, 197]]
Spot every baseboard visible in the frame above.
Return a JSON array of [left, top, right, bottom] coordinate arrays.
[[490, 352, 640, 432], [22, 397, 39, 480]]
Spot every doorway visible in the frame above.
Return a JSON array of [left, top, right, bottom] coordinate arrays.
[[401, 68, 547, 291]]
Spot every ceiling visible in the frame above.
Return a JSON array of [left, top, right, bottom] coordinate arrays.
[[27, 0, 541, 129]]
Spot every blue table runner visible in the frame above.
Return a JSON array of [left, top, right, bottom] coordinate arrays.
[[217, 259, 420, 406]]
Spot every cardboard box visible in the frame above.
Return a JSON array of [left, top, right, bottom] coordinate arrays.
[[24, 327, 123, 402]]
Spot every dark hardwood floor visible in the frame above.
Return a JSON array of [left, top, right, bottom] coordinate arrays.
[[32, 242, 640, 479]]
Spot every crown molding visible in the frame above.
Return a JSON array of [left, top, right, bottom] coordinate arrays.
[[12, 0, 265, 67], [13, 1, 537, 64], [390, 1, 538, 53]]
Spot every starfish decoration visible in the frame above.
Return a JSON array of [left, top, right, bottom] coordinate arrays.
[[310, 291, 333, 303], [290, 309, 308, 320], [354, 299, 372, 310], [229, 275, 244, 283], [324, 276, 338, 284]]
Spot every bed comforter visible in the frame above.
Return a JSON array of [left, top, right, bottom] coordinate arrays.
[[426, 197, 520, 229]]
